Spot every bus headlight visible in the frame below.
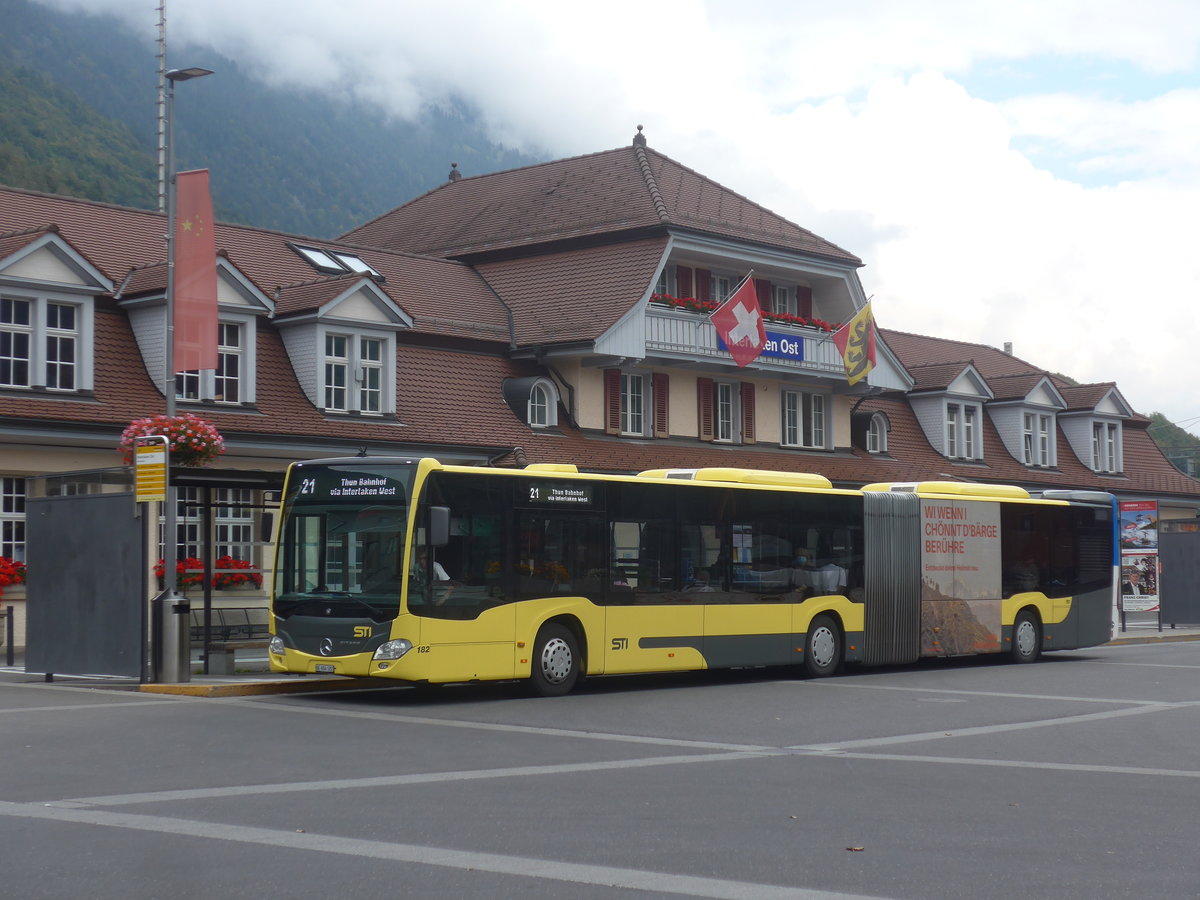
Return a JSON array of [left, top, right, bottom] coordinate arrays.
[[373, 639, 413, 661], [269, 636, 285, 656]]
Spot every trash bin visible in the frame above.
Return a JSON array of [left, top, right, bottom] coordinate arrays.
[[153, 595, 191, 683]]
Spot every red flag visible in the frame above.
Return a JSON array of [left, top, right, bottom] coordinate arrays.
[[174, 169, 218, 372], [831, 302, 877, 385], [710, 275, 766, 368]]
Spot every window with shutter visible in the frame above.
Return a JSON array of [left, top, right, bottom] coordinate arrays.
[[796, 285, 813, 319], [697, 377, 715, 441], [653, 373, 670, 438], [741, 382, 756, 444], [676, 266, 693, 299], [603, 368, 621, 435], [696, 269, 712, 303], [754, 279, 772, 312]]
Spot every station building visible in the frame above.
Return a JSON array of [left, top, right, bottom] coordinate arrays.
[[1, 129, 1197, 643]]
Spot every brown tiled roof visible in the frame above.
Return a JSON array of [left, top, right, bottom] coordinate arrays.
[[881, 328, 1040, 380], [0, 225, 55, 260], [476, 237, 668, 344], [986, 372, 1054, 402], [116, 262, 167, 296], [906, 361, 975, 392], [1059, 382, 1120, 412], [341, 144, 861, 265], [273, 272, 372, 317], [0, 186, 509, 340]]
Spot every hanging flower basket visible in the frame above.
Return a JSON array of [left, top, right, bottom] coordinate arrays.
[[119, 414, 225, 467]]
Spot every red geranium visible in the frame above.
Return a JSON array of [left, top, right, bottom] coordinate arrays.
[[154, 556, 206, 589], [213, 556, 262, 589], [0, 556, 26, 598]]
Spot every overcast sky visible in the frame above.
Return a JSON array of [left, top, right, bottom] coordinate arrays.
[[37, 0, 1200, 436]]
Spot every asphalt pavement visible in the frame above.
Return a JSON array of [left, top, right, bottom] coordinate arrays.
[[1, 613, 1197, 697]]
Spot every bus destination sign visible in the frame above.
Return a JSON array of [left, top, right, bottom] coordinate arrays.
[[295, 466, 408, 502], [528, 482, 593, 506]]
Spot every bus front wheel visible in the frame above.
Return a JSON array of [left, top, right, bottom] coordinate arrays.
[[530, 623, 581, 696], [803, 614, 841, 678], [1010, 610, 1042, 663]]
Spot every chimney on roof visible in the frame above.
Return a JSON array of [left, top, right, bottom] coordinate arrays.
[[633, 124, 646, 147], [448, 162, 462, 182], [1003, 342, 1013, 355]]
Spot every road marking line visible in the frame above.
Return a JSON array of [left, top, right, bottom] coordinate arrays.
[[226, 699, 777, 752], [0, 800, 884, 900], [790, 702, 1185, 751], [815, 752, 1200, 780], [798, 681, 1179, 705], [56, 750, 781, 808]]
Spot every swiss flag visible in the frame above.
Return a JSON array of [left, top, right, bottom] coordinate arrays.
[[711, 275, 766, 368]]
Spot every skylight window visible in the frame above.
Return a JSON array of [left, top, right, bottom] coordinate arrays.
[[329, 252, 379, 276], [289, 243, 380, 278]]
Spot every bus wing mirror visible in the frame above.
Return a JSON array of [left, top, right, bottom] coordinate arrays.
[[429, 506, 450, 547]]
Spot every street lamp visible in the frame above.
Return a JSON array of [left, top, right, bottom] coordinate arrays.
[[159, 65, 212, 681], [164, 66, 212, 418]]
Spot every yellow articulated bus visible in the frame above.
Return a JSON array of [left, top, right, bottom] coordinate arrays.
[[268, 457, 1115, 695]]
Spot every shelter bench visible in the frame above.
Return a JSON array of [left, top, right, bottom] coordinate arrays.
[[190, 607, 271, 675]]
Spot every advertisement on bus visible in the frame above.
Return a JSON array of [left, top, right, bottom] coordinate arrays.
[[920, 499, 1003, 655]]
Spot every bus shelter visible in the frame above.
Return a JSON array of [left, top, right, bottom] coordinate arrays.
[[24, 466, 284, 681]]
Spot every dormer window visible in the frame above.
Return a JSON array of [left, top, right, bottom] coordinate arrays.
[[1093, 422, 1121, 473], [322, 331, 391, 415], [0, 293, 93, 393], [174, 315, 259, 405], [946, 402, 982, 460], [867, 413, 888, 454], [502, 375, 563, 429], [527, 378, 559, 428], [1023, 413, 1054, 467]]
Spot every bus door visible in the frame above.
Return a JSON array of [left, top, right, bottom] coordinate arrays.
[[410, 479, 516, 683], [704, 523, 792, 668], [604, 516, 703, 673]]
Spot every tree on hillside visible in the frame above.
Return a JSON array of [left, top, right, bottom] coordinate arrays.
[[1148, 412, 1200, 477]]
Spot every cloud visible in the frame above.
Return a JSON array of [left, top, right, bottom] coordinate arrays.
[[30, 0, 1200, 431]]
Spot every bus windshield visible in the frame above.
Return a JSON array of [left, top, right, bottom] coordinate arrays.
[[272, 461, 416, 622]]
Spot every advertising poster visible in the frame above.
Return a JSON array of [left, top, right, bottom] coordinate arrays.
[[920, 500, 1002, 655], [1119, 501, 1159, 612]]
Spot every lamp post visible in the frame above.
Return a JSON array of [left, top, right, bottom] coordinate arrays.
[[159, 65, 212, 682]]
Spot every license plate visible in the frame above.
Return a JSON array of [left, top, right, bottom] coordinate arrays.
[[315, 664, 335, 674]]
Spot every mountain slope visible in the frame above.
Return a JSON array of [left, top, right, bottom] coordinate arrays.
[[0, 0, 537, 237]]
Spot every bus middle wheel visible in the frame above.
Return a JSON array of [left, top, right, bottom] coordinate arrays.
[[803, 614, 842, 678]]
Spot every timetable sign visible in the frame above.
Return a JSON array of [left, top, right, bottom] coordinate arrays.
[[135, 439, 168, 503]]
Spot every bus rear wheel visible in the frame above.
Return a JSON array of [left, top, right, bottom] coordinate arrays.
[[803, 614, 841, 678], [530, 624, 581, 696], [1010, 610, 1041, 663]]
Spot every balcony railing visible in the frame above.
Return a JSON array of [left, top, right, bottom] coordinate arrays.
[[645, 305, 844, 374]]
